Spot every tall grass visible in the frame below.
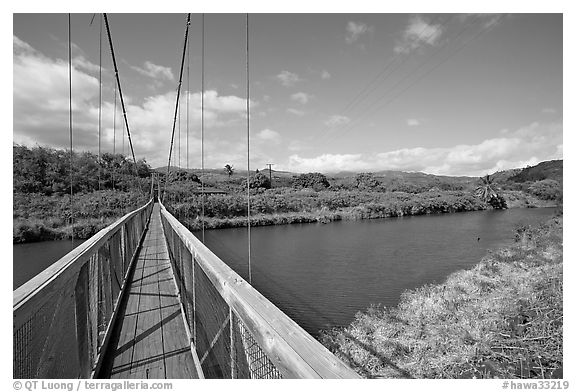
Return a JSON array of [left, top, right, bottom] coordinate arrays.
[[13, 190, 149, 243], [320, 216, 563, 379]]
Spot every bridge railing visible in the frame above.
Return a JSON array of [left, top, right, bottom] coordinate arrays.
[[159, 202, 360, 379], [13, 200, 154, 379]]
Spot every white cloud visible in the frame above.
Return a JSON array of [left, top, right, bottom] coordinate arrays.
[[395, 15, 444, 54], [287, 108, 306, 116], [286, 122, 562, 176], [407, 118, 421, 126], [255, 129, 281, 144], [12, 36, 255, 168], [321, 70, 331, 80], [131, 61, 174, 81], [276, 70, 300, 87], [291, 92, 310, 105], [346, 21, 372, 44], [324, 115, 351, 128]]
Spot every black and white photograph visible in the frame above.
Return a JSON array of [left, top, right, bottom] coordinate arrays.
[[8, 3, 570, 388]]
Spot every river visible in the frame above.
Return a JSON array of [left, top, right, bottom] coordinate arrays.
[[13, 208, 555, 335]]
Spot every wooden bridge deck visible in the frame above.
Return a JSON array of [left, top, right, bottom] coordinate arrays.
[[100, 204, 201, 379]]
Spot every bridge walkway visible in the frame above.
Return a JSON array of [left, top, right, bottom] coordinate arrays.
[[100, 204, 201, 379]]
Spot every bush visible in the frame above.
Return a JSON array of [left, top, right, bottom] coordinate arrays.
[[292, 172, 331, 190]]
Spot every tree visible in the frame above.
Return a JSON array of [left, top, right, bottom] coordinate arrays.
[[355, 173, 380, 190], [292, 172, 330, 190], [242, 172, 271, 189], [475, 175, 507, 209], [224, 164, 234, 178]]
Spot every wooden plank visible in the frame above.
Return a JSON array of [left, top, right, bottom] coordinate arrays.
[[159, 202, 360, 379], [157, 244, 197, 379], [129, 218, 165, 379], [106, 245, 148, 378]]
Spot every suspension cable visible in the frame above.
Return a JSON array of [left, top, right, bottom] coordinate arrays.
[[163, 13, 191, 200], [98, 14, 102, 191], [200, 13, 206, 243], [112, 80, 117, 190], [68, 13, 74, 243], [246, 13, 252, 284], [103, 13, 141, 190], [186, 25, 190, 172]]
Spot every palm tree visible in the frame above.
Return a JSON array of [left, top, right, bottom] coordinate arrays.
[[475, 174, 507, 209], [224, 164, 234, 178], [475, 174, 497, 201]]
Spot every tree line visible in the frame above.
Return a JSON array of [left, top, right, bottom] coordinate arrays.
[[13, 144, 151, 195]]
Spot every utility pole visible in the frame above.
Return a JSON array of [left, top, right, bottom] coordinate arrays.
[[266, 163, 274, 187]]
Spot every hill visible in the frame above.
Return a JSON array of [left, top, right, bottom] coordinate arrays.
[[508, 160, 563, 183]]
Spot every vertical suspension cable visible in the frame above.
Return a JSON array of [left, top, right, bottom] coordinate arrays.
[[98, 14, 102, 191], [186, 28, 190, 172], [186, 25, 190, 227], [103, 13, 141, 193], [112, 80, 117, 190], [200, 13, 206, 243], [245, 13, 252, 284], [178, 89, 181, 170], [68, 13, 74, 243], [162, 13, 191, 201]]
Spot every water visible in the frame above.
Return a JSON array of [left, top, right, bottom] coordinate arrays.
[[13, 208, 556, 336], [13, 239, 85, 290], [202, 208, 556, 335]]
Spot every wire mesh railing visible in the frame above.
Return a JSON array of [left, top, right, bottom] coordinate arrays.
[[159, 201, 360, 379], [13, 200, 154, 379]]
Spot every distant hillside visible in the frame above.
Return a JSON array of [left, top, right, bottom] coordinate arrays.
[[508, 160, 563, 183]]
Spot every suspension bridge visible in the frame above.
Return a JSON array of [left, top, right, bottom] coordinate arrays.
[[14, 10, 501, 379], [13, 13, 360, 379]]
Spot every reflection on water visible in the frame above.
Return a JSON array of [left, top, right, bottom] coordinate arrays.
[[13, 239, 85, 290], [203, 208, 556, 335]]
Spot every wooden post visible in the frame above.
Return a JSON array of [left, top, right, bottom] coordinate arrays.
[[230, 308, 236, 378], [74, 263, 92, 378]]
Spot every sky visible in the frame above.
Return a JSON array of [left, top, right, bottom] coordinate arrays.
[[12, 13, 563, 176]]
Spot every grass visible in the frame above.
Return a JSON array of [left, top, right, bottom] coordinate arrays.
[[320, 215, 563, 379], [166, 189, 489, 231], [13, 190, 148, 243]]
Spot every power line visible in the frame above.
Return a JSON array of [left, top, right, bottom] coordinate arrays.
[[163, 13, 191, 200], [332, 14, 491, 142], [313, 14, 449, 145]]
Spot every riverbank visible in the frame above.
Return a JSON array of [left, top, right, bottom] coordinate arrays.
[[13, 191, 148, 243], [169, 189, 558, 231], [320, 214, 563, 379], [169, 190, 490, 231]]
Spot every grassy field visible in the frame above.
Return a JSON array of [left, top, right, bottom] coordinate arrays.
[[320, 214, 563, 379]]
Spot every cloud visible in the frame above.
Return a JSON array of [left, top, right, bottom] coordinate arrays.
[[291, 92, 310, 105], [407, 118, 421, 127], [321, 70, 331, 80], [287, 108, 306, 116], [542, 108, 557, 114], [286, 122, 562, 176], [324, 115, 351, 128], [255, 129, 281, 145], [13, 36, 255, 168], [276, 70, 300, 87], [131, 61, 174, 81], [346, 21, 372, 44], [395, 15, 444, 54]]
